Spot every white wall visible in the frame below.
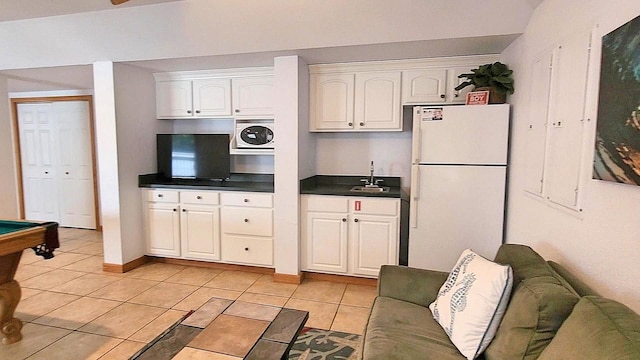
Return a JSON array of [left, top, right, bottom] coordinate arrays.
[[0, 0, 534, 70], [315, 108, 413, 192], [113, 63, 170, 263], [93, 61, 123, 265], [0, 76, 19, 217], [273, 56, 309, 276], [503, 0, 640, 312]]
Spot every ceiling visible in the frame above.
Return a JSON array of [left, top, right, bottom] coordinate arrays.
[[0, 0, 183, 22], [0, 0, 544, 23]]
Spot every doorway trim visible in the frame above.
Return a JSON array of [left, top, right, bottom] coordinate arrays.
[[11, 95, 102, 231]]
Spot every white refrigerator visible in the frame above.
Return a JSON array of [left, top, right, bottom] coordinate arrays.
[[408, 104, 510, 271]]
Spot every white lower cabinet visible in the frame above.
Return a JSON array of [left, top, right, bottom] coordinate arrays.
[[180, 205, 220, 261], [146, 202, 181, 257], [143, 189, 273, 267], [221, 192, 274, 266], [301, 195, 399, 278]]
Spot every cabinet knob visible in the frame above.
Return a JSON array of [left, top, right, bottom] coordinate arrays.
[[440, 94, 446, 99], [354, 218, 359, 223], [348, 122, 353, 126], [244, 247, 249, 251], [195, 110, 201, 114], [158, 194, 163, 198], [187, 110, 192, 114], [243, 198, 249, 203], [235, 109, 240, 113], [182, 209, 186, 212], [65, 171, 69, 175], [196, 196, 202, 200], [244, 218, 249, 223], [359, 122, 364, 126], [173, 208, 177, 212], [45, 171, 49, 174], [342, 218, 347, 222], [454, 93, 459, 97]]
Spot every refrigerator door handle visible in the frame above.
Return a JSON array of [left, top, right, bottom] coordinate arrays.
[[411, 106, 421, 164], [410, 166, 420, 228]]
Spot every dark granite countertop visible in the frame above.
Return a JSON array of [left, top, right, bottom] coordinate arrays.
[[139, 173, 274, 193], [300, 175, 408, 200]]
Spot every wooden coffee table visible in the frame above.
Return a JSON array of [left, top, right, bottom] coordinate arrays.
[[178, 298, 309, 359]]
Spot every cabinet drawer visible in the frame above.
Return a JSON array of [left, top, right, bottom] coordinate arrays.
[[146, 189, 179, 203], [304, 195, 349, 213], [350, 198, 399, 216], [221, 192, 273, 208], [222, 207, 273, 236], [222, 235, 273, 266], [180, 191, 219, 205]]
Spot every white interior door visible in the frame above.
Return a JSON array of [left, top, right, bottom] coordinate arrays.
[[55, 101, 96, 229], [18, 103, 59, 222], [17, 100, 96, 229]]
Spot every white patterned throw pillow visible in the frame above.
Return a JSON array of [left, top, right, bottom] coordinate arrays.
[[429, 249, 513, 360]]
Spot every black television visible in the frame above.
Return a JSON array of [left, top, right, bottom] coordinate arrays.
[[157, 134, 230, 180]]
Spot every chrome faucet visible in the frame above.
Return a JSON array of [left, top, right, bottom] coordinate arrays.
[[361, 161, 383, 188]]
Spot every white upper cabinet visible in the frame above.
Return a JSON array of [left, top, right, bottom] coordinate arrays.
[[401, 69, 447, 104], [192, 78, 232, 117], [156, 79, 231, 119], [402, 67, 474, 104], [311, 71, 401, 131], [232, 76, 274, 117], [154, 68, 273, 119], [310, 55, 501, 131], [310, 73, 355, 130], [354, 72, 402, 130], [156, 80, 193, 118]]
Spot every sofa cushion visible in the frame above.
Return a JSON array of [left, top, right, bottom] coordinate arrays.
[[494, 244, 577, 294], [538, 296, 640, 360], [429, 249, 513, 359], [484, 277, 579, 360], [363, 296, 470, 360]]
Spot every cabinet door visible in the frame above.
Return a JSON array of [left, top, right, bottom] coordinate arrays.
[[401, 69, 447, 104], [310, 74, 355, 130], [156, 80, 193, 118], [305, 212, 349, 273], [180, 205, 220, 261], [146, 202, 181, 257], [448, 66, 476, 103], [192, 78, 232, 117], [350, 215, 398, 277], [232, 76, 274, 117], [354, 72, 402, 130]]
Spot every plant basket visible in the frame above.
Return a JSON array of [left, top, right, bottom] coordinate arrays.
[[474, 86, 507, 104]]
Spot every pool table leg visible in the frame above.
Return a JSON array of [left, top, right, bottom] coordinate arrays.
[[0, 251, 24, 345], [0, 280, 22, 345]]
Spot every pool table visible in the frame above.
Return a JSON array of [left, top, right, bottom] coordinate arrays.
[[0, 220, 59, 345]]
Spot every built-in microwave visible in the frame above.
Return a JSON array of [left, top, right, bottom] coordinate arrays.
[[235, 122, 275, 148]]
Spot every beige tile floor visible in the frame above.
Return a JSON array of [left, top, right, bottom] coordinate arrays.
[[2, 227, 377, 359]]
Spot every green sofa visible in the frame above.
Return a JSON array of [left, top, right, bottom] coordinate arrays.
[[360, 244, 640, 360]]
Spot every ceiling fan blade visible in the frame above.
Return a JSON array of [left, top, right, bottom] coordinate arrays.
[[111, 0, 130, 5]]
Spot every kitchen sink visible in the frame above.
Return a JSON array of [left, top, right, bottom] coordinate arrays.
[[350, 186, 390, 193]]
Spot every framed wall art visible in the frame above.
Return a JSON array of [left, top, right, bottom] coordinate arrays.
[[593, 14, 640, 186]]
